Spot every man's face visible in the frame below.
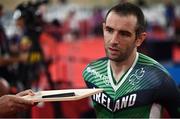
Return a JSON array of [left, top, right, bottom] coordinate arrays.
[[16, 17, 25, 30], [103, 12, 139, 62]]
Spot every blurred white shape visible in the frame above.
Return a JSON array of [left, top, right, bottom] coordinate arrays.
[[143, 4, 166, 26]]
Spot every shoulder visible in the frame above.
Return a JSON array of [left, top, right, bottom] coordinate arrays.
[[136, 53, 176, 89], [84, 57, 108, 68], [82, 57, 108, 76], [137, 53, 170, 76]]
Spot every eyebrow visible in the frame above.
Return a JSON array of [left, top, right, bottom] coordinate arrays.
[[105, 25, 133, 35]]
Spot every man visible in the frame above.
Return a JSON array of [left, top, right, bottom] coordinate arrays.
[[83, 2, 180, 118], [0, 89, 35, 117], [0, 4, 29, 88], [0, 4, 8, 54], [12, 1, 47, 90]]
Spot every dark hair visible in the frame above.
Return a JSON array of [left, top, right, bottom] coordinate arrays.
[[104, 2, 146, 36]]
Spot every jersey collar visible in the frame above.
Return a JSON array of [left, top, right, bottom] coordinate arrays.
[[107, 52, 139, 91]]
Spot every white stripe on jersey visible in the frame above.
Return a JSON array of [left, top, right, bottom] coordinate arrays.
[[107, 52, 139, 91]]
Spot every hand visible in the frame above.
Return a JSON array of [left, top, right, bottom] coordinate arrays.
[[0, 89, 35, 117]]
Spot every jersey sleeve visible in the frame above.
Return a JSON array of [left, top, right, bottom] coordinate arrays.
[[82, 64, 91, 88], [155, 75, 180, 117]]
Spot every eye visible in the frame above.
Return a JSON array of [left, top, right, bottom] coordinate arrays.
[[105, 26, 114, 33], [119, 31, 132, 37]]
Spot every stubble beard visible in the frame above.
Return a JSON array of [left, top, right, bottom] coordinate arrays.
[[105, 48, 129, 63]]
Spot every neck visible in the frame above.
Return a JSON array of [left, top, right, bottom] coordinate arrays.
[[110, 51, 137, 78]]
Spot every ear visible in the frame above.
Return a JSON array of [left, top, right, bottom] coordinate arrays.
[[135, 32, 147, 47]]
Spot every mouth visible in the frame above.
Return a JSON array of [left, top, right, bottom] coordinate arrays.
[[109, 47, 119, 51], [108, 47, 119, 54]]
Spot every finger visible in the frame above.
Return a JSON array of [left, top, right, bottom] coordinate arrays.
[[16, 89, 33, 96], [13, 96, 35, 105], [16, 89, 35, 96]]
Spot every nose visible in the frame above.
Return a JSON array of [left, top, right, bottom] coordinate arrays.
[[110, 31, 119, 44]]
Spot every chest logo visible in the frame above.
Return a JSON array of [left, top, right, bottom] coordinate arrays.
[[128, 68, 145, 85], [87, 67, 110, 86]]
